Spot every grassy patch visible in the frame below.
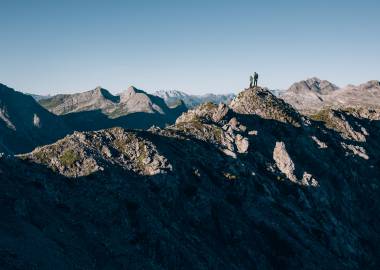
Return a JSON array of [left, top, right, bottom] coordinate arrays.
[[33, 151, 51, 164], [310, 109, 330, 123], [59, 150, 79, 167]]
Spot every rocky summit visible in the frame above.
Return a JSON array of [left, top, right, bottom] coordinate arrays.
[[1, 86, 379, 269], [280, 78, 380, 115]]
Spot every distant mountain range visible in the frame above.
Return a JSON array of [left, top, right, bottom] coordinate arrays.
[[280, 77, 380, 114], [0, 84, 185, 154], [153, 90, 235, 108], [39, 86, 185, 118], [31, 89, 283, 110]]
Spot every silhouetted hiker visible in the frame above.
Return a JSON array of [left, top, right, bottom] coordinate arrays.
[[254, 72, 258, 87], [250, 75, 254, 88]]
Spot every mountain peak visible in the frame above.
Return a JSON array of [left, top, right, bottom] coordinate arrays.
[[230, 87, 302, 126], [288, 78, 339, 95], [359, 80, 380, 90], [90, 86, 117, 100], [127, 85, 137, 92], [120, 86, 147, 102]]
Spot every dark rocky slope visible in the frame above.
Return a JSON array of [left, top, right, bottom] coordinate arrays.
[[1, 87, 379, 269], [0, 83, 69, 154]]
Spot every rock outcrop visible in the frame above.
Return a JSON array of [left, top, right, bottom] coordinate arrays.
[[230, 87, 303, 126], [273, 141, 297, 182], [21, 127, 172, 177]]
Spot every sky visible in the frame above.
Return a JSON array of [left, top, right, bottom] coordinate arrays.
[[0, 0, 379, 95]]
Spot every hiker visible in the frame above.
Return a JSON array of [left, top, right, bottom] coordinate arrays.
[[254, 72, 258, 87], [250, 75, 254, 88]]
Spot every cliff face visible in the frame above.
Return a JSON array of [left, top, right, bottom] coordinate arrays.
[[1, 86, 379, 269]]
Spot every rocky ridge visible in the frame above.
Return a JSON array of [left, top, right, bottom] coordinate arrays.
[[1, 86, 380, 269], [230, 87, 303, 126], [40, 86, 183, 118], [21, 127, 172, 177]]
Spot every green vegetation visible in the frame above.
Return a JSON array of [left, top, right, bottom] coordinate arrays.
[[33, 151, 51, 164], [176, 118, 204, 131], [310, 109, 331, 123], [310, 108, 342, 131], [59, 150, 79, 167]]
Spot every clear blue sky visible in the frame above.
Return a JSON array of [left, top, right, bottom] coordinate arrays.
[[1, 0, 379, 95]]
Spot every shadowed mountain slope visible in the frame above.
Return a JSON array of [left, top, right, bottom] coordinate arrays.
[[1, 86, 378, 269], [0, 83, 69, 154]]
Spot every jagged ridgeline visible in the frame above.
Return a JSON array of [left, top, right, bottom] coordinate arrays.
[[0, 84, 186, 154], [280, 78, 380, 115], [1, 83, 379, 269]]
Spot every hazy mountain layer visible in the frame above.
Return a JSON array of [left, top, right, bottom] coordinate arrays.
[[153, 89, 235, 108], [0, 84, 186, 154], [39, 86, 184, 118], [280, 78, 380, 114]]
